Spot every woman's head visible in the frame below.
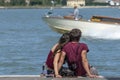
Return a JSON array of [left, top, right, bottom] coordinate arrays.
[[53, 32, 70, 56], [59, 32, 70, 45], [70, 28, 81, 42]]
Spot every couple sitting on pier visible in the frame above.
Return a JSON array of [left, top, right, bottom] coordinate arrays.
[[45, 28, 102, 78]]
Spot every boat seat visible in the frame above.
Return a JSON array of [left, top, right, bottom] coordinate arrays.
[[63, 16, 74, 20]]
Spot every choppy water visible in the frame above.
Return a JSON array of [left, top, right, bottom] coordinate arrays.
[[0, 7, 120, 77]]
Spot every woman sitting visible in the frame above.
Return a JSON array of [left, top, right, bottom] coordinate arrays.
[[45, 32, 70, 78]]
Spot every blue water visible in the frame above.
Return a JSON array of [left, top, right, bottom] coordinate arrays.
[[0, 7, 120, 77]]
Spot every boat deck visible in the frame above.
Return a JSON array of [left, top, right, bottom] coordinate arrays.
[[90, 16, 120, 24], [0, 75, 119, 80]]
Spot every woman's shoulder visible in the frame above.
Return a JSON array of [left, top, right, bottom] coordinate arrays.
[[51, 43, 59, 52]]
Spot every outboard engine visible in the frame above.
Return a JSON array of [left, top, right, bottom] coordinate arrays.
[[45, 7, 53, 17]]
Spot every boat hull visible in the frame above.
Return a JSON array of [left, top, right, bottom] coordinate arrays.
[[43, 17, 120, 38]]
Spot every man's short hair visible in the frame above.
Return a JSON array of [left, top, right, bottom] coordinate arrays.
[[70, 28, 81, 41]]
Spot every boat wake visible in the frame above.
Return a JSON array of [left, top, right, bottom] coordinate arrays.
[[85, 26, 120, 40], [43, 15, 120, 40]]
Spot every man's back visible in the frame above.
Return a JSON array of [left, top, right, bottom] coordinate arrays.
[[62, 42, 89, 76], [63, 42, 89, 63]]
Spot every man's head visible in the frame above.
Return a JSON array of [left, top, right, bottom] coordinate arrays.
[[69, 28, 81, 42], [74, 5, 77, 9]]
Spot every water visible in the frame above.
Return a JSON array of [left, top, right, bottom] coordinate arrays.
[[0, 7, 120, 77]]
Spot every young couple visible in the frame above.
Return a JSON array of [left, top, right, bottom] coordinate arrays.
[[45, 28, 102, 78]]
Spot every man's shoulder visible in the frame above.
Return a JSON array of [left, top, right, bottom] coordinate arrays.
[[79, 43, 88, 46], [63, 42, 72, 48]]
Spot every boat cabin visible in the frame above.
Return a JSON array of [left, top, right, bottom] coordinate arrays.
[[91, 16, 120, 24]]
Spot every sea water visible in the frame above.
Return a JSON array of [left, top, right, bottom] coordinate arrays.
[[0, 7, 120, 77]]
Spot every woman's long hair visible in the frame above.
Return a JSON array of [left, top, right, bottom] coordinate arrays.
[[53, 32, 70, 56]]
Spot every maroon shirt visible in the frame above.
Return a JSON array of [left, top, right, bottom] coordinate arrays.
[[62, 42, 89, 76], [46, 50, 54, 69]]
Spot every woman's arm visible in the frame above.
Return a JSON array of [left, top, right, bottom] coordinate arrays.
[[58, 51, 66, 71], [53, 51, 66, 78], [53, 52, 62, 78]]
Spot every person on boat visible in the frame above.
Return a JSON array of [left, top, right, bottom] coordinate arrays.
[[45, 32, 70, 78], [73, 5, 79, 20], [58, 28, 100, 78]]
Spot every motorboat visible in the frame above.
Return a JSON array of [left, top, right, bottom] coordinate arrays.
[[42, 14, 120, 39]]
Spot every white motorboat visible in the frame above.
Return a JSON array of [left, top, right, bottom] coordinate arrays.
[[42, 15, 120, 39]]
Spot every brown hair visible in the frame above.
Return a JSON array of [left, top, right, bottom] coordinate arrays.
[[70, 28, 81, 42], [53, 32, 70, 56]]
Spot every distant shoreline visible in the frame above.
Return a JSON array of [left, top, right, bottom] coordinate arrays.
[[0, 6, 118, 9], [61, 6, 113, 9]]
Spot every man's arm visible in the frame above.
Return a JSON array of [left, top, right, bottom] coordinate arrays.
[[81, 50, 97, 78]]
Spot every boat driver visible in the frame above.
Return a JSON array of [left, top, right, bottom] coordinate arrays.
[[73, 5, 79, 20]]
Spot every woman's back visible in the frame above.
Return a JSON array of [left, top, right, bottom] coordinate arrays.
[[46, 43, 58, 69]]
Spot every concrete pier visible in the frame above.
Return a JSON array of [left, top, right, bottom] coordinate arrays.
[[0, 75, 119, 80]]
